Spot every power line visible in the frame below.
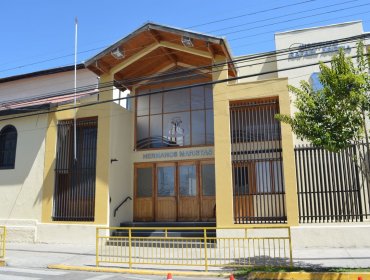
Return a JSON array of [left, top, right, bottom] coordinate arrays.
[[0, 0, 366, 76], [207, 0, 360, 34], [222, 2, 370, 37], [0, 0, 316, 72], [1, 38, 368, 123], [186, 0, 317, 29], [233, 16, 370, 50], [1, 32, 367, 110], [1, 33, 368, 110]]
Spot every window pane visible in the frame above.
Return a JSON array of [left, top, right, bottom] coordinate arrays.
[[191, 111, 205, 145], [157, 166, 175, 197], [256, 162, 272, 193], [136, 116, 149, 148], [163, 88, 190, 113], [179, 165, 197, 196], [150, 115, 163, 148], [0, 125, 17, 169], [233, 166, 249, 195], [205, 85, 213, 109], [202, 164, 215, 196], [273, 160, 284, 193], [137, 167, 152, 197], [163, 112, 190, 147], [191, 86, 204, 110], [150, 91, 162, 114], [136, 85, 213, 150], [137, 90, 149, 116], [205, 109, 214, 144], [232, 105, 280, 143], [309, 72, 323, 91]]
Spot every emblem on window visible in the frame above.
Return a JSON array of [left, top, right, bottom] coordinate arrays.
[[168, 117, 185, 146]]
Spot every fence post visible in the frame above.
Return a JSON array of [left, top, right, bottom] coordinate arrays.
[[203, 228, 208, 272], [353, 145, 364, 221], [2, 227, 6, 259], [95, 227, 99, 267], [129, 228, 132, 269], [288, 227, 293, 267]]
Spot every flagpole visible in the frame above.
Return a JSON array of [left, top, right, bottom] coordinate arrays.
[[74, 17, 78, 161]]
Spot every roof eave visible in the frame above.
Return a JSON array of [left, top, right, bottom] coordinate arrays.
[[0, 104, 51, 117], [0, 64, 85, 84], [84, 22, 225, 68]]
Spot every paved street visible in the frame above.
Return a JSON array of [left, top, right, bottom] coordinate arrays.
[[1, 242, 370, 279], [0, 267, 221, 280]]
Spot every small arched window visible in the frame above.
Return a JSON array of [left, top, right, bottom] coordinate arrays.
[[0, 125, 17, 169]]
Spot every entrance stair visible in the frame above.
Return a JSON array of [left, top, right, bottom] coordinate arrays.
[[112, 221, 216, 238]]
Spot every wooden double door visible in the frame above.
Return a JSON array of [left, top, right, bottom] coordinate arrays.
[[134, 160, 215, 222]]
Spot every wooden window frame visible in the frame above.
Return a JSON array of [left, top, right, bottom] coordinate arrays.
[[134, 83, 214, 150]]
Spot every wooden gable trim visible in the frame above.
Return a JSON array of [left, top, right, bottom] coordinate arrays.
[[159, 41, 213, 59], [110, 42, 159, 75]]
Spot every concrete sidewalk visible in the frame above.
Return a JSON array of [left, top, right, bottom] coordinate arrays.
[[3, 242, 370, 271]]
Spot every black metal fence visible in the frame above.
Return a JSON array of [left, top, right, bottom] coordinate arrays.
[[230, 98, 287, 224], [53, 118, 98, 221], [295, 143, 370, 223]]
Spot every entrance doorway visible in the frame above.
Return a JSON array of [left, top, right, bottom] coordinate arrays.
[[134, 160, 215, 222]]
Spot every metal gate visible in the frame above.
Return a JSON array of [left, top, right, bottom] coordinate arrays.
[[295, 144, 370, 223], [53, 118, 98, 221], [230, 98, 286, 224]]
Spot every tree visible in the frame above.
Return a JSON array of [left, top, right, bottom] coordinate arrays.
[[276, 42, 370, 174]]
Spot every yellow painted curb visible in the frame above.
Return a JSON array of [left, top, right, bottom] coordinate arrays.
[[248, 271, 370, 280], [47, 264, 227, 277], [0, 259, 6, 267]]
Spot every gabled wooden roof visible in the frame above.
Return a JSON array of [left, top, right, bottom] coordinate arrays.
[[85, 23, 236, 89]]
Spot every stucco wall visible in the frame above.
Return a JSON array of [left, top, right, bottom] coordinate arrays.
[[0, 69, 97, 103], [0, 67, 98, 243], [0, 115, 48, 221], [236, 54, 278, 83], [108, 104, 134, 226], [0, 115, 48, 242]]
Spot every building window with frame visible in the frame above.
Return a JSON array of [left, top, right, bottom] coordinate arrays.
[[0, 125, 17, 169], [309, 72, 323, 91], [135, 85, 214, 149], [231, 101, 281, 143], [53, 118, 98, 221]]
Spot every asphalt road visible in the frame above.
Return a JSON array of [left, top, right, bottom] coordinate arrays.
[[0, 267, 223, 280]]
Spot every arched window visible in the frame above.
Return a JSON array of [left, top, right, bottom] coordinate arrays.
[[0, 125, 17, 169]]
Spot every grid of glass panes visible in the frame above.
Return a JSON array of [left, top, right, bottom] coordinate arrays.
[[136, 85, 214, 149]]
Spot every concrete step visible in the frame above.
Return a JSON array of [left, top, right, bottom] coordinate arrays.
[[112, 230, 216, 238], [119, 221, 216, 228], [112, 221, 217, 239]]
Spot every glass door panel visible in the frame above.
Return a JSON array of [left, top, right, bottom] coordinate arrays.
[[137, 167, 153, 197], [156, 164, 177, 221], [179, 165, 197, 196], [178, 163, 199, 221], [200, 162, 216, 221], [157, 166, 175, 196]]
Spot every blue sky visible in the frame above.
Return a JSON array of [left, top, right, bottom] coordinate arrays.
[[1, 0, 369, 78]]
